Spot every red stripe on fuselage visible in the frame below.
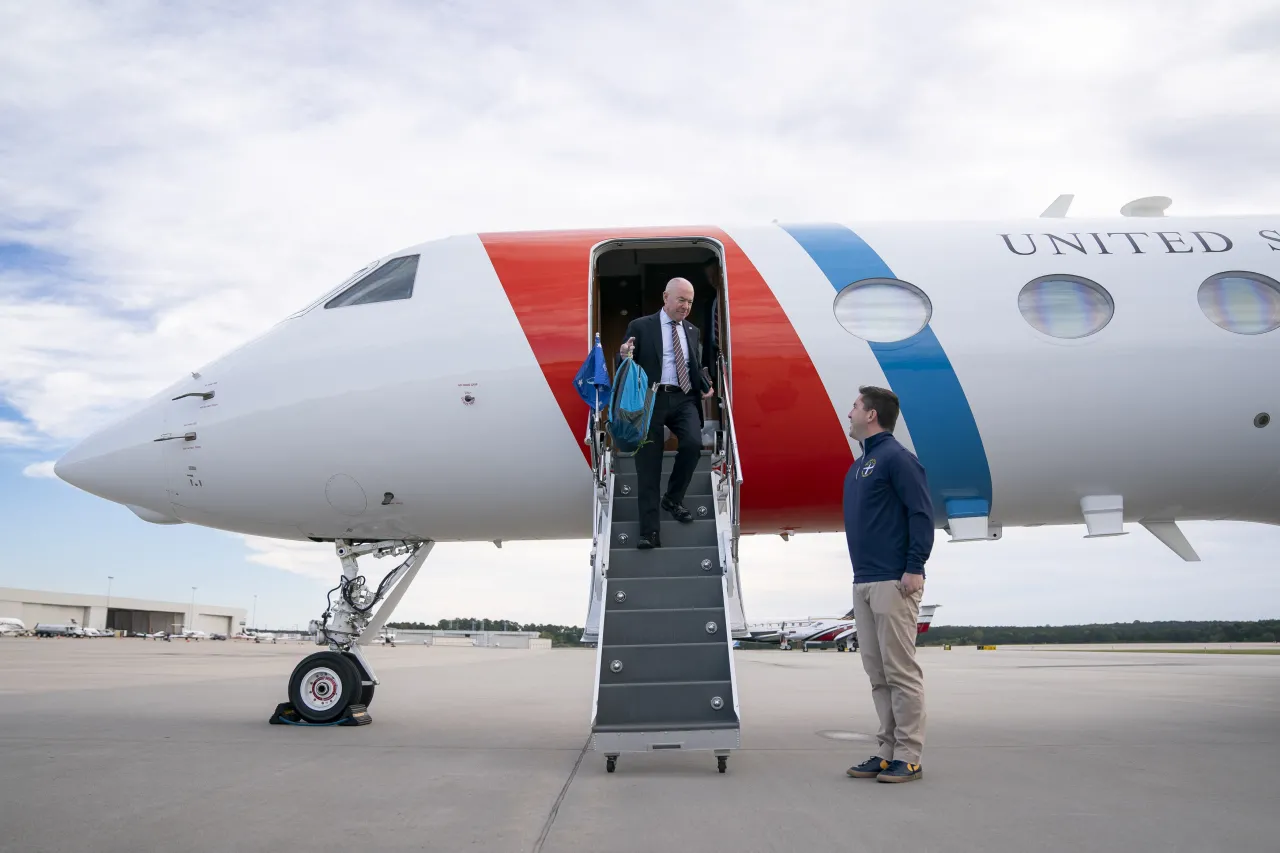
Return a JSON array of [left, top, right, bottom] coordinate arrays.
[[716, 231, 852, 532], [479, 227, 852, 534], [479, 227, 679, 467]]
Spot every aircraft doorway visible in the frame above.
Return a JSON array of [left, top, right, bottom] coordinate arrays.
[[590, 238, 729, 450]]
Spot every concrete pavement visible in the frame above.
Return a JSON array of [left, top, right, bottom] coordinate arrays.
[[1, 639, 1277, 852]]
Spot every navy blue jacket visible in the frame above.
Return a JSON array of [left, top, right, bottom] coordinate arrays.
[[843, 431, 935, 583]]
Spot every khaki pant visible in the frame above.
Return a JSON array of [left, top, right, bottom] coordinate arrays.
[[853, 579, 926, 765]]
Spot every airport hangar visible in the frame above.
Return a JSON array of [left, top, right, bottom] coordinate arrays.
[[0, 586, 246, 635]]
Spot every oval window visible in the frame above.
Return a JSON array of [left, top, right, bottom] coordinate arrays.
[[1197, 272, 1280, 335], [833, 279, 932, 343], [1017, 275, 1114, 339]]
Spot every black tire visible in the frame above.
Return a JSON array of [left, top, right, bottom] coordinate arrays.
[[288, 651, 360, 723], [717, 756, 727, 773], [606, 756, 617, 773], [340, 651, 375, 707]]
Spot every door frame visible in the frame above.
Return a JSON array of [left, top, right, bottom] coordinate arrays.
[[586, 235, 733, 401]]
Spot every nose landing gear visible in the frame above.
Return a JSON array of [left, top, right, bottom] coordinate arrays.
[[270, 538, 434, 726]]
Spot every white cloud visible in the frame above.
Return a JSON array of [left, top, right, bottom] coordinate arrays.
[[396, 540, 593, 626], [241, 535, 335, 581], [915, 521, 1280, 627], [0, 420, 40, 448], [725, 521, 1280, 629], [4, 0, 1279, 447], [4, 1, 1280, 626], [21, 460, 58, 479], [240, 533, 595, 625]]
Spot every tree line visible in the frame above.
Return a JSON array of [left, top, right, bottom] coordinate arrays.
[[384, 618, 1280, 649], [917, 619, 1280, 647], [386, 619, 584, 647]]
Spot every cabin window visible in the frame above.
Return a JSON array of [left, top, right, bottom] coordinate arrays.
[[832, 278, 932, 342], [324, 255, 419, 309], [1017, 275, 1113, 339], [1197, 271, 1280, 335]]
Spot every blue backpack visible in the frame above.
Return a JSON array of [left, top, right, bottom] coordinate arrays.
[[608, 357, 656, 455]]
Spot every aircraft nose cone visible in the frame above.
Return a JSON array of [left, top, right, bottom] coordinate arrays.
[[55, 405, 177, 522]]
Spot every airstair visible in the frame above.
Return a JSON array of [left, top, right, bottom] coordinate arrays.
[[581, 357, 747, 773]]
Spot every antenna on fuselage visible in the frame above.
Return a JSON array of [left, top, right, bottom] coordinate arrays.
[[1120, 196, 1173, 217], [1040, 194, 1074, 217]]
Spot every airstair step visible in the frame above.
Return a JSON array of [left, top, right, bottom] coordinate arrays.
[[609, 493, 714, 524], [614, 471, 712, 499], [608, 546, 720, 579], [604, 576, 725, 611], [598, 643, 731, 684], [591, 721, 742, 735], [611, 519, 717, 549], [602, 607, 728, 646], [612, 452, 714, 475], [587, 444, 740, 759], [593, 681, 739, 731]]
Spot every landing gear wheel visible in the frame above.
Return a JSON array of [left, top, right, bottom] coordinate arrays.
[[288, 651, 359, 723], [606, 756, 617, 773], [717, 756, 728, 773], [340, 651, 375, 707]]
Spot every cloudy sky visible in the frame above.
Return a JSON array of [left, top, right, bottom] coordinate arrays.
[[3, 0, 1279, 630]]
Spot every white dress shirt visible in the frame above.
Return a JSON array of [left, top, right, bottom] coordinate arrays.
[[660, 309, 691, 387]]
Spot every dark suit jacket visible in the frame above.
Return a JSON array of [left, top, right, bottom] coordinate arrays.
[[620, 310, 713, 406]]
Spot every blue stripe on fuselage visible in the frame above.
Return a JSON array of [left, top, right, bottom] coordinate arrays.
[[779, 223, 994, 524]]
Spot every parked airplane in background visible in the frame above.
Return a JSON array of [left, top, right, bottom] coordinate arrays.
[[746, 604, 940, 650], [53, 195, 1280, 721], [0, 618, 27, 636]]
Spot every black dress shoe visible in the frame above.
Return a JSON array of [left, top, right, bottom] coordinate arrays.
[[662, 495, 693, 523], [637, 532, 661, 549]]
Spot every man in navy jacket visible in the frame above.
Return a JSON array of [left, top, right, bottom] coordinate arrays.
[[843, 385, 934, 784]]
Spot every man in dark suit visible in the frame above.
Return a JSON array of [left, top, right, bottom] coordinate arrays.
[[619, 277, 715, 549]]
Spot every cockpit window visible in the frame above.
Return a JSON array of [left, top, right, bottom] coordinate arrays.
[[324, 255, 419, 309]]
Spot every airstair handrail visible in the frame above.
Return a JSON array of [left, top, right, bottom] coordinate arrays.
[[711, 353, 748, 635], [582, 407, 613, 645], [714, 354, 742, 533], [586, 409, 601, 486], [715, 355, 742, 481]]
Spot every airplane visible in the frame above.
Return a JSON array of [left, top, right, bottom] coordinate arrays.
[[51, 197, 1280, 721], [745, 604, 940, 651], [0, 618, 28, 636]]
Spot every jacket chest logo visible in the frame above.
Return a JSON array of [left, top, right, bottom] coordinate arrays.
[[861, 458, 877, 478]]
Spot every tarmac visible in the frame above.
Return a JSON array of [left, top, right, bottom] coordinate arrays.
[[1, 638, 1277, 853]]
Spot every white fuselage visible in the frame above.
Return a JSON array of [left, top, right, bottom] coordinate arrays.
[[54, 217, 1280, 548]]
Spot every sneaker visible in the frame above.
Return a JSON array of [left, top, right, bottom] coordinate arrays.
[[846, 756, 889, 778], [876, 760, 922, 783]]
